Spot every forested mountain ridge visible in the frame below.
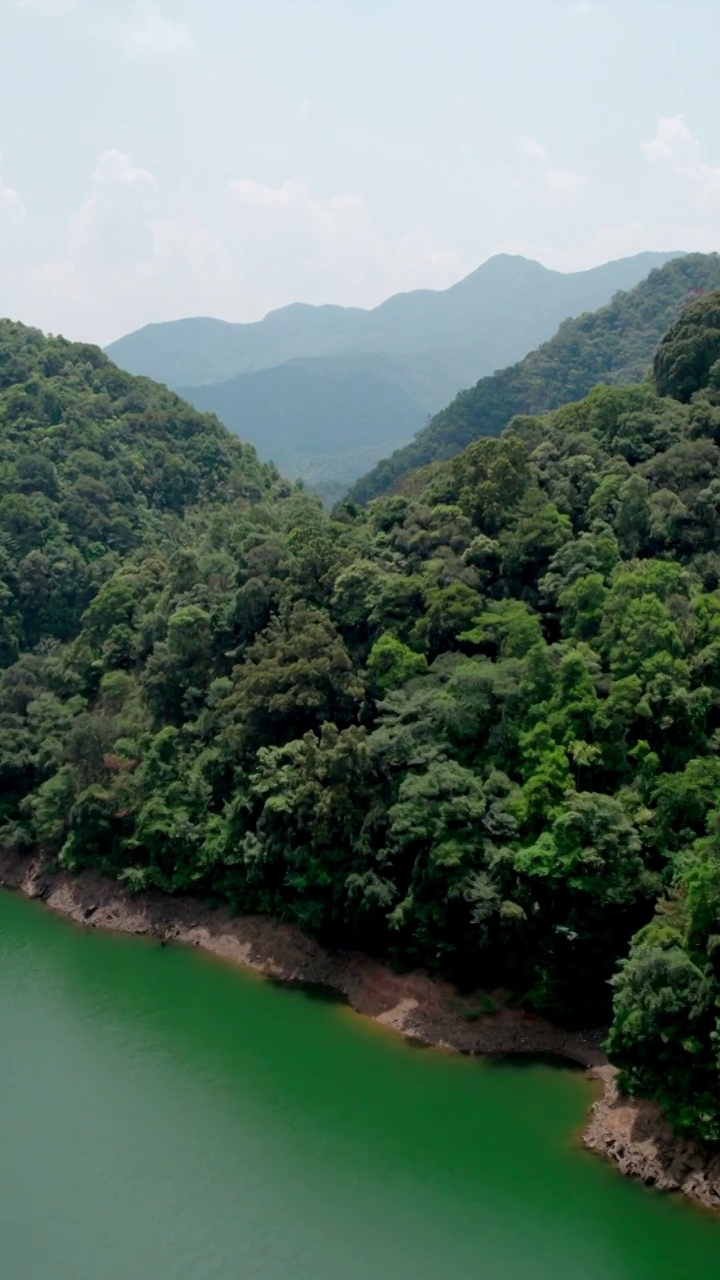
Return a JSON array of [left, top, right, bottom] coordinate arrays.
[[349, 252, 720, 505], [4, 297, 720, 1145], [106, 251, 678, 390], [106, 252, 678, 500]]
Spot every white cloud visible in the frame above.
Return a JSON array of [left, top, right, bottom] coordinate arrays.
[[513, 136, 587, 204], [16, 155, 463, 343], [90, 149, 156, 190], [512, 169, 588, 207], [545, 168, 588, 193], [514, 135, 546, 161], [493, 219, 714, 274], [226, 178, 463, 309], [572, 0, 593, 14], [0, 155, 24, 225], [0, 184, 24, 224], [148, 215, 230, 283], [14, 0, 82, 13], [101, 2, 193, 59], [69, 149, 156, 259], [228, 179, 297, 211], [22, 148, 166, 337], [643, 115, 720, 201], [644, 115, 701, 169]]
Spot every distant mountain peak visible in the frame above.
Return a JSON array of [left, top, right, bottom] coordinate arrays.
[[475, 252, 551, 269]]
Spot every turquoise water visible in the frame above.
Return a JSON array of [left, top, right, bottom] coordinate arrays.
[[1, 889, 718, 1280]]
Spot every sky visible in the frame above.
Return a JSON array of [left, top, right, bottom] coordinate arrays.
[[2, 0, 720, 345]]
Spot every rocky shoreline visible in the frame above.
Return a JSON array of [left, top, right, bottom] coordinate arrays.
[[584, 1066, 720, 1211], [2, 849, 719, 1212]]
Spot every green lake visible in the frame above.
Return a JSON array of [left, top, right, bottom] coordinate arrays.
[[1, 889, 719, 1280]]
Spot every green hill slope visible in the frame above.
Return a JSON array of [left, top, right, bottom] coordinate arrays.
[[349, 252, 720, 505], [6, 301, 720, 1145], [0, 319, 271, 658]]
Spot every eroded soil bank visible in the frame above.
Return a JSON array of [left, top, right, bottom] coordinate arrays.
[[2, 849, 719, 1211]]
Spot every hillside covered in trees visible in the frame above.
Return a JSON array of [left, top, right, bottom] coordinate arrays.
[[349, 253, 720, 505], [0, 320, 274, 666], [4, 295, 720, 1146]]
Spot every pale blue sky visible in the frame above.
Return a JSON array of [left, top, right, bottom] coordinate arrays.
[[2, 0, 719, 343]]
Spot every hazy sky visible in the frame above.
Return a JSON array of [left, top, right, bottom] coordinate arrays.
[[2, 0, 720, 344]]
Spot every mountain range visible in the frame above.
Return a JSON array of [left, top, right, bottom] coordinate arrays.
[[106, 250, 679, 501]]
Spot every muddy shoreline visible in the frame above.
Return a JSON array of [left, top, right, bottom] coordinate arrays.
[[2, 849, 719, 1211]]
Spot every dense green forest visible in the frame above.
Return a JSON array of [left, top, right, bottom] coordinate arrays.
[[0, 321, 274, 662], [3, 295, 720, 1145], [350, 253, 720, 505]]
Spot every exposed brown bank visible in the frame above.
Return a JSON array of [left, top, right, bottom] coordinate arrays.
[[2, 849, 719, 1212]]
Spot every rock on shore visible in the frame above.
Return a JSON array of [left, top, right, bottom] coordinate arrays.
[[584, 1064, 720, 1210]]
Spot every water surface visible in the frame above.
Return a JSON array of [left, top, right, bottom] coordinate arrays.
[[1, 890, 718, 1279]]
